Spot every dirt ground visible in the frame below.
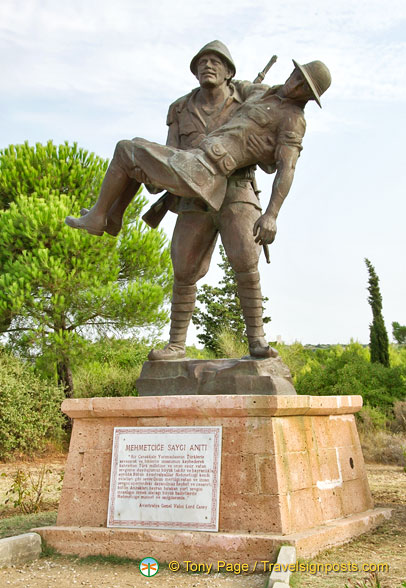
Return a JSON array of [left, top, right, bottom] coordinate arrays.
[[0, 459, 405, 588], [0, 559, 267, 588], [296, 464, 406, 587], [0, 455, 65, 517]]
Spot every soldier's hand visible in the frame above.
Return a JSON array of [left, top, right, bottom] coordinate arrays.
[[253, 213, 277, 245]]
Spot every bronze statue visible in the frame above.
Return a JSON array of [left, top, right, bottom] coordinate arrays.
[[65, 41, 331, 361]]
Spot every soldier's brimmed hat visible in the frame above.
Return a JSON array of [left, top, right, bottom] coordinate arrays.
[[190, 40, 236, 77], [292, 59, 331, 107]]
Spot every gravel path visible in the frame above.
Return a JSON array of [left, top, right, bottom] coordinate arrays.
[[1, 460, 405, 587], [0, 558, 267, 588]]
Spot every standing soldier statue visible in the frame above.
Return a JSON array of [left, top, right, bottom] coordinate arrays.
[[66, 41, 331, 361]]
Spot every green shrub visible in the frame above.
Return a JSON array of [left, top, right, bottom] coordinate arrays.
[[71, 337, 220, 397], [357, 404, 388, 430], [72, 337, 152, 397], [1, 465, 59, 514], [275, 342, 321, 380], [73, 362, 142, 397], [356, 405, 406, 465], [216, 328, 248, 358], [391, 401, 406, 433], [75, 337, 152, 369], [390, 344, 406, 367], [296, 343, 405, 411], [185, 345, 216, 360], [0, 349, 65, 459]]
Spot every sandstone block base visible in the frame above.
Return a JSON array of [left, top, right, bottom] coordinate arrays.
[[34, 395, 390, 564], [35, 508, 390, 562]]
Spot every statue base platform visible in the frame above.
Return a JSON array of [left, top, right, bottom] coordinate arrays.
[[136, 356, 296, 396], [36, 508, 390, 564], [34, 394, 390, 564]]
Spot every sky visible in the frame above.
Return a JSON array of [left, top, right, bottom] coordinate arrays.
[[1, 0, 405, 345]]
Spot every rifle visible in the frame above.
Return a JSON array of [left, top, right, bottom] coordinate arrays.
[[142, 55, 278, 234], [142, 192, 175, 229], [253, 55, 277, 84], [253, 55, 277, 264]]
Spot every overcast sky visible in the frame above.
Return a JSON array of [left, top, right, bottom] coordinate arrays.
[[1, 0, 405, 345]]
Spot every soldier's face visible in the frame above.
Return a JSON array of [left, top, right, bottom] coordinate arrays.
[[284, 68, 313, 101], [196, 52, 232, 88]]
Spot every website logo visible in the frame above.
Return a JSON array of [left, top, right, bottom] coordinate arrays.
[[139, 557, 159, 577]]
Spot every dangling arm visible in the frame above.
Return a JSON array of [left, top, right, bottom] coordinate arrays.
[[253, 143, 300, 245]]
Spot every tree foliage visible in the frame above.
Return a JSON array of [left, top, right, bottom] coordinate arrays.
[[392, 321, 406, 345], [71, 336, 152, 398], [364, 258, 390, 367], [0, 348, 65, 459], [192, 245, 270, 355], [295, 342, 404, 410], [0, 142, 172, 395]]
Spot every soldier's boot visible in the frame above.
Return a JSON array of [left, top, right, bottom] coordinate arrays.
[[105, 178, 141, 235], [65, 160, 140, 236], [235, 271, 278, 359], [148, 284, 197, 361], [79, 178, 138, 237], [80, 207, 123, 236]]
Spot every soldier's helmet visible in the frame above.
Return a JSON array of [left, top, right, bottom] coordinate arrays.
[[190, 40, 236, 78], [292, 60, 331, 107]]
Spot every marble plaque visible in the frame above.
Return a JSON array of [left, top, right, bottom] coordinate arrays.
[[107, 426, 222, 531]]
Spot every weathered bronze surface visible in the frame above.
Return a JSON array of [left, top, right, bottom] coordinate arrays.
[[65, 42, 331, 362], [136, 356, 296, 396]]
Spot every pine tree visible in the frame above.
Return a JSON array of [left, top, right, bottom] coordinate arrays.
[[0, 141, 172, 395], [364, 258, 390, 367], [192, 245, 270, 355]]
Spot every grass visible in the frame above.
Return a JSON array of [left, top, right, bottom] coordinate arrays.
[[74, 554, 141, 567], [358, 425, 406, 467], [0, 513, 144, 566], [0, 510, 57, 539]]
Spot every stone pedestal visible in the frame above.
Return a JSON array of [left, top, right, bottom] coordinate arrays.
[[34, 394, 390, 564], [136, 356, 296, 396]]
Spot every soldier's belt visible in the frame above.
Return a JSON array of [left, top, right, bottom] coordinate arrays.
[[228, 176, 253, 185], [200, 141, 237, 176], [230, 167, 256, 180]]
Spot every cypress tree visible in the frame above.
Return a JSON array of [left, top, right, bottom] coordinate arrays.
[[364, 258, 390, 367]]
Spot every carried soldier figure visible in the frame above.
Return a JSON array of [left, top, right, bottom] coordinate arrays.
[[65, 41, 331, 361]]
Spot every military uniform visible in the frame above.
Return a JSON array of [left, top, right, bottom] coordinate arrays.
[[117, 86, 305, 211], [162, 80, 267, 352], [109, 82, 306, 358], [148, 79, 298, 357], [166, 81, 263, 208], [165, 80, 267, 272], [65, 46, 330, 360]]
